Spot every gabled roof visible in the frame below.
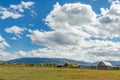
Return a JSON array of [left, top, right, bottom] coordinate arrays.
[[102, 61, 113, 66]]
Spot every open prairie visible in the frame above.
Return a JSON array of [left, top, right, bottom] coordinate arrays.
[[0, 67, 120, 80]]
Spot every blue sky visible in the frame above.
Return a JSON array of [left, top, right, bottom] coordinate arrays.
[[0, 0, 120, 62]]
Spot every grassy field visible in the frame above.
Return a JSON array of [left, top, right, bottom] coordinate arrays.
[[0, 66, 120, 80]]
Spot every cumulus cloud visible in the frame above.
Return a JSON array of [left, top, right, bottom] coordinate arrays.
[[27, 2, 120, 62], [98, 3, 120, 37], [109, 0, 120, 4], [0, 1, 34, 19], [45, 2, 96, 30], [0, 35, 10, 49], [5, 25, 26, 38], [10, 1, 34, 12], [0, 50, 19, 61], [28, 3, 109, 46], [10, 37, 17, 40], [1, 2, 120, 62], [0, 36, 120, 62], [28, 30, 84, 48], [0, 36, 10, 61], [28, 3, 97, 47], [0, 7, 22, 19]]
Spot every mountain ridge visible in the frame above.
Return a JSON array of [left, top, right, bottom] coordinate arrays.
[[5, 58, 120, 66], [6, 57, 89, 65]]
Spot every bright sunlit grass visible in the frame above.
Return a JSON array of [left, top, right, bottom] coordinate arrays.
[[0, 66, 120, 80]]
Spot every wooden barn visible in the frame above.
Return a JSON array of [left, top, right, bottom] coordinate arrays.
[[97, 61, 113, 70]]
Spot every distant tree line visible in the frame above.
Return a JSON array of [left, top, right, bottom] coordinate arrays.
[[0, 62, 58, 67], [39, 62, 57, 67], [0, 62, 82, 68]]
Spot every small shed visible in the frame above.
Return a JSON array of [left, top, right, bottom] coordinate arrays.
[[72, 64, 80, 68], [97, 61, 113, 70], [57, 64, 64, 68]]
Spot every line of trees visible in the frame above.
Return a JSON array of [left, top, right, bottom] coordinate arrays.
[[0, 62, 57, 67], [0, 62, 81, 68], [40, 62, 57, 67]]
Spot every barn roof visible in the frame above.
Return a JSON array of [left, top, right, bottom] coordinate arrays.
[[102, 61, 113, 66]]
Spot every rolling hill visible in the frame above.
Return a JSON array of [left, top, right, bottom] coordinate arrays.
[[6, 58, 120, 66], [6, 58, 89, 65]]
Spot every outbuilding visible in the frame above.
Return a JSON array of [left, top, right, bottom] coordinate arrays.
[[97, 61, 113, 70]]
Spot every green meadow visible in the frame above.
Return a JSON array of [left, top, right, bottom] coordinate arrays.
[[0, 67, 120, 80]]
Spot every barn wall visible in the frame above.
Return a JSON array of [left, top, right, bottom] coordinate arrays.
[[97, 62, 113, 70]]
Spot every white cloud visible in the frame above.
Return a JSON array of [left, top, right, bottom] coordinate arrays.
[[109, 0, 120, 4], [0, 50, 19, 61], [100, 8, 109, 15], [0, 38, 120, 62], [98, 3, 120, 37], [0, 36, 10, 61], [0, 35, 10, 49], [28, 24, 35, 27], [10, 1, 34, 12], [10, 37, 17, 40], [1, 2, 120, 62], [27, 2, 120, 62], [28, 30, 85, 48], [28, 3, 100, 48], [5, 25, 26, 38], [0, 1, 34, 19], [45, 2, 96, 31], [28, 2, 98, 48], [1, 43, 120, 62], [0, 7, 22, 19]]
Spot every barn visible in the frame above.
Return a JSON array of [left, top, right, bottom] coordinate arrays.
[[97, 61, 113, 70]]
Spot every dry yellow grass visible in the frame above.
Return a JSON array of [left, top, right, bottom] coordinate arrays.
[[0, 66, 120, 80]]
